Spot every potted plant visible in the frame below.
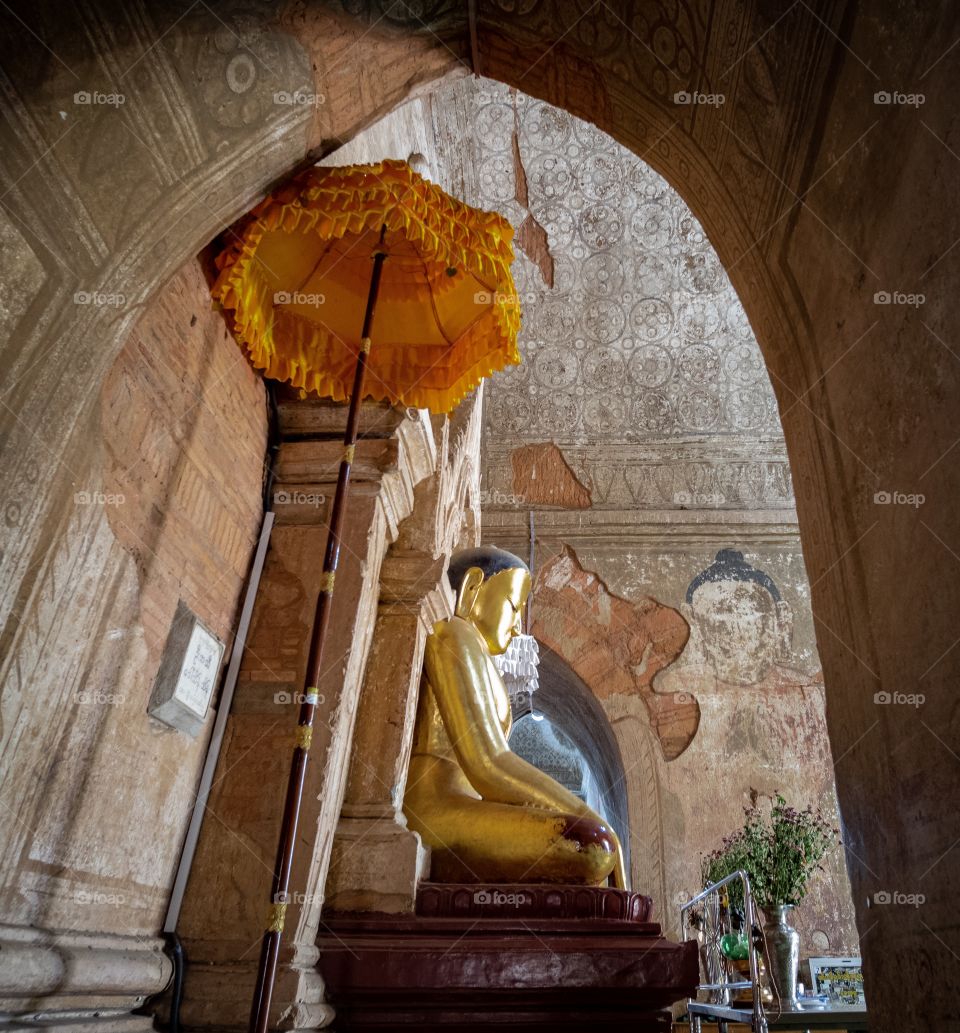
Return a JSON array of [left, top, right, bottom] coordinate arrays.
[[701, 791, 838, 1007]]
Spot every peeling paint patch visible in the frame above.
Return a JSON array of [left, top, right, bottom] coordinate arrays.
[[532, 545, 698, 760], [511, 127, 528, 208], [515, 213, 554, 288], [511, 442, 590, 508]]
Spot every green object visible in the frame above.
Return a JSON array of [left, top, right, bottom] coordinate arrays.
[[720, 932, 750, 960]]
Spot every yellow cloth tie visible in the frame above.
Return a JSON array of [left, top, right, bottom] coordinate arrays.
[[343, 444, 356, 463], [295, 725, 313, 751], [320, 571, 335, 593]]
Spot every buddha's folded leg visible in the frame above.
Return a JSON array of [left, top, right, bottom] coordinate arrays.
[[404, 789, 618, 886]]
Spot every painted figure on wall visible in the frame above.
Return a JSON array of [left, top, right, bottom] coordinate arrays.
[[681, 549, 793, 686]]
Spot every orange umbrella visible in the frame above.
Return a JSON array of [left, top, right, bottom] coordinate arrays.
[[213, 159, 520, 412], [211, 159, 521, 1032]]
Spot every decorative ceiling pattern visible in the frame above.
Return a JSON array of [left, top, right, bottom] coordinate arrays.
[[450, 78, 781, 442], [432, 78, 793, 511]]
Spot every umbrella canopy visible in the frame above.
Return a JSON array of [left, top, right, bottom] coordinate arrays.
[[212, 158, 521, 413]]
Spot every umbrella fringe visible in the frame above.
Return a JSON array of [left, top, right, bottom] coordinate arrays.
[[217, 160, 515, 286], [223, 266, 519, 411]]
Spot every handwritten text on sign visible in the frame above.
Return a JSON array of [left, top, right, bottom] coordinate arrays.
[[175, 623, 223, 717]]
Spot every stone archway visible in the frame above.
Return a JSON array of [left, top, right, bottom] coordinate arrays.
[[1, 3, 957, 1030], [526, 544, 692, 930], [511, 644, 635, 879]]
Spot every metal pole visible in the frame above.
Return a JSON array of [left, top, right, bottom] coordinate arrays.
[[248, 238, 388, 1033], [526, 509, 535, 633]]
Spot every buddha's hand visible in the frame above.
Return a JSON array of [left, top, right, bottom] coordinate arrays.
[[559, 811, 626, 888]]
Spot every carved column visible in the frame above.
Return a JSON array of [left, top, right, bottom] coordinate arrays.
[[324, 389, 483, 915], [323, 550, 452, 913]]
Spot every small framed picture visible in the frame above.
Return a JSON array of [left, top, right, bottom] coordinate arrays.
[[808, 956, 865, 1007]]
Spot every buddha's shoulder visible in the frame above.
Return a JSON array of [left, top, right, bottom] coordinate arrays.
[[426, 616, 486, 654]]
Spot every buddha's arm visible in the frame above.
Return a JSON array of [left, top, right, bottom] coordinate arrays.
[[425, 619, 596, 816]]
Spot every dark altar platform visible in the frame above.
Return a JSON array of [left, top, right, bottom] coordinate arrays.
[[317, 883, 698, 1030]]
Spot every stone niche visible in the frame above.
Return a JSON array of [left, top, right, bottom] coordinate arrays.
[[485, 535, 860, 956]]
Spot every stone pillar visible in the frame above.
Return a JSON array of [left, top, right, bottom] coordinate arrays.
[[172, 401, 437, 1031], [324, 389, 483, 915], [323, 550, 452, 913]]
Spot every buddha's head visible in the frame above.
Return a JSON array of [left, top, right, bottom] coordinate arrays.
[[448, 546, 531, 656]]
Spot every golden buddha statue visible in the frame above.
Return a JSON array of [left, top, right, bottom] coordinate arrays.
[[403, 547, 626, 887]]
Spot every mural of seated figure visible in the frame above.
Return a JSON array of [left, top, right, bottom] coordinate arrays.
[[403, 546, 626, 887]]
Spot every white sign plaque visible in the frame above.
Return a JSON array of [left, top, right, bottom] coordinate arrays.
[[148, 602, 225, 737], [175, 623, 223, 717]]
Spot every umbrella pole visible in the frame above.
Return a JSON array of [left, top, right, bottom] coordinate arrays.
[[249, 243, 388, 1033]]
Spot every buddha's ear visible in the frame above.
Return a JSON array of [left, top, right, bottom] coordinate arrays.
[[455, 566, 485, 618]]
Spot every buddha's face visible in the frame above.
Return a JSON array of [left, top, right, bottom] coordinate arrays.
[[465, 566, 531, 656]]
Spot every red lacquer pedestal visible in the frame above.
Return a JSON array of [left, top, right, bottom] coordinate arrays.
[[317, 883, 698, 1030]]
